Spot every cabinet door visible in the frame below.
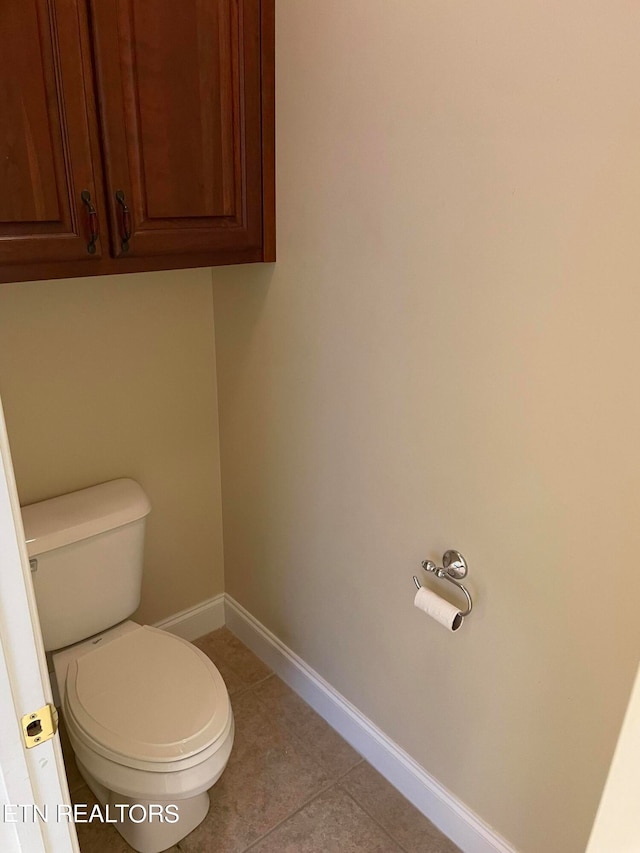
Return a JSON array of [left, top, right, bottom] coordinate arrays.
[[0, 0, 104, 266], [90, 0, 263, 259]]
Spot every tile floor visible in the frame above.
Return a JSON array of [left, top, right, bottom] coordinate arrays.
[[62, 627, 460, 853]]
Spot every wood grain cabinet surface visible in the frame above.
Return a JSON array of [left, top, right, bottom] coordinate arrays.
[[0, 0, 274, 284]]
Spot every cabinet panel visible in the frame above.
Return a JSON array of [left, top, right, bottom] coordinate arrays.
[[0, 0, 104, 265], [90, 0, 263, 259], [134, 0, 235, 220]]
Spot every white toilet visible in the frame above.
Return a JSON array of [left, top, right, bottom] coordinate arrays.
[[22, 478, 234, 853]]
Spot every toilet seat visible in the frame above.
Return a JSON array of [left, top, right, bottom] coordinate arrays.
[[63, 625, 231, 771]]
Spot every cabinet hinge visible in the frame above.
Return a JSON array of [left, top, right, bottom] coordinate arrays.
[[21, 704, 58, 749]]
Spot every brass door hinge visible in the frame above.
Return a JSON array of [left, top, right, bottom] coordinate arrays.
[[21, 704, 58, 749]]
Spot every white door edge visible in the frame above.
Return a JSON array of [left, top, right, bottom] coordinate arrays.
[[586, 659, 640, 853], [0, 397, 78, 853]]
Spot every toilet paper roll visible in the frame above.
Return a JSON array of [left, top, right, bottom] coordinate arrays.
[[414, 586, 463, 631]]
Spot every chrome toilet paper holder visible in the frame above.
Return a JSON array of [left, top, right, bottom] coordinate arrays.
[[413, 549, 473, 618]]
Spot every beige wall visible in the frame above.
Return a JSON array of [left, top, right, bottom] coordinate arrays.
[[0, 269, 224, 624], [212, 2, 640, 851]]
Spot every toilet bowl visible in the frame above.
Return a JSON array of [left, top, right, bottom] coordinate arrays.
[[53, 621, 234, 852], [22, 479, 234, 853]]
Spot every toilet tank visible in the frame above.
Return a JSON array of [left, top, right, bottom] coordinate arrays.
[[21, 479, 151, 652]]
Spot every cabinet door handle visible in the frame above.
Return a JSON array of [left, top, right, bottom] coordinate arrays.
[[80, 190, 99, 255], [115, 190, 131, 253]]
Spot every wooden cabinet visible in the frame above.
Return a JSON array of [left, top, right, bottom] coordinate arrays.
[[0, 0, 274, 284], [0, 0, 104, 268]]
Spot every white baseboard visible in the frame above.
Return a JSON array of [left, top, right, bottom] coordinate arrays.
[[153, 593, 225, 641], [224, 594, 516, 853]]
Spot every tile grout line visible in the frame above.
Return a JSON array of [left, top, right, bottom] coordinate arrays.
[[236, 675, 438, 853], [192, 631, 276, 696], [334, 782, 414, 853], [234, 677, 368, 850], [227, 671, 274, 701], [189, 635, 414, 852], [340, 781, 461, 853], [248, 672, 275, 690], [248, 676, 364, 781], [192, 634, 387, 851], [338, 786, 409, 853], [237, 761, 367, 853]]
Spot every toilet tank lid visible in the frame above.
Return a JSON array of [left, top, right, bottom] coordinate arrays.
[[21, 479, 151, 557]]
